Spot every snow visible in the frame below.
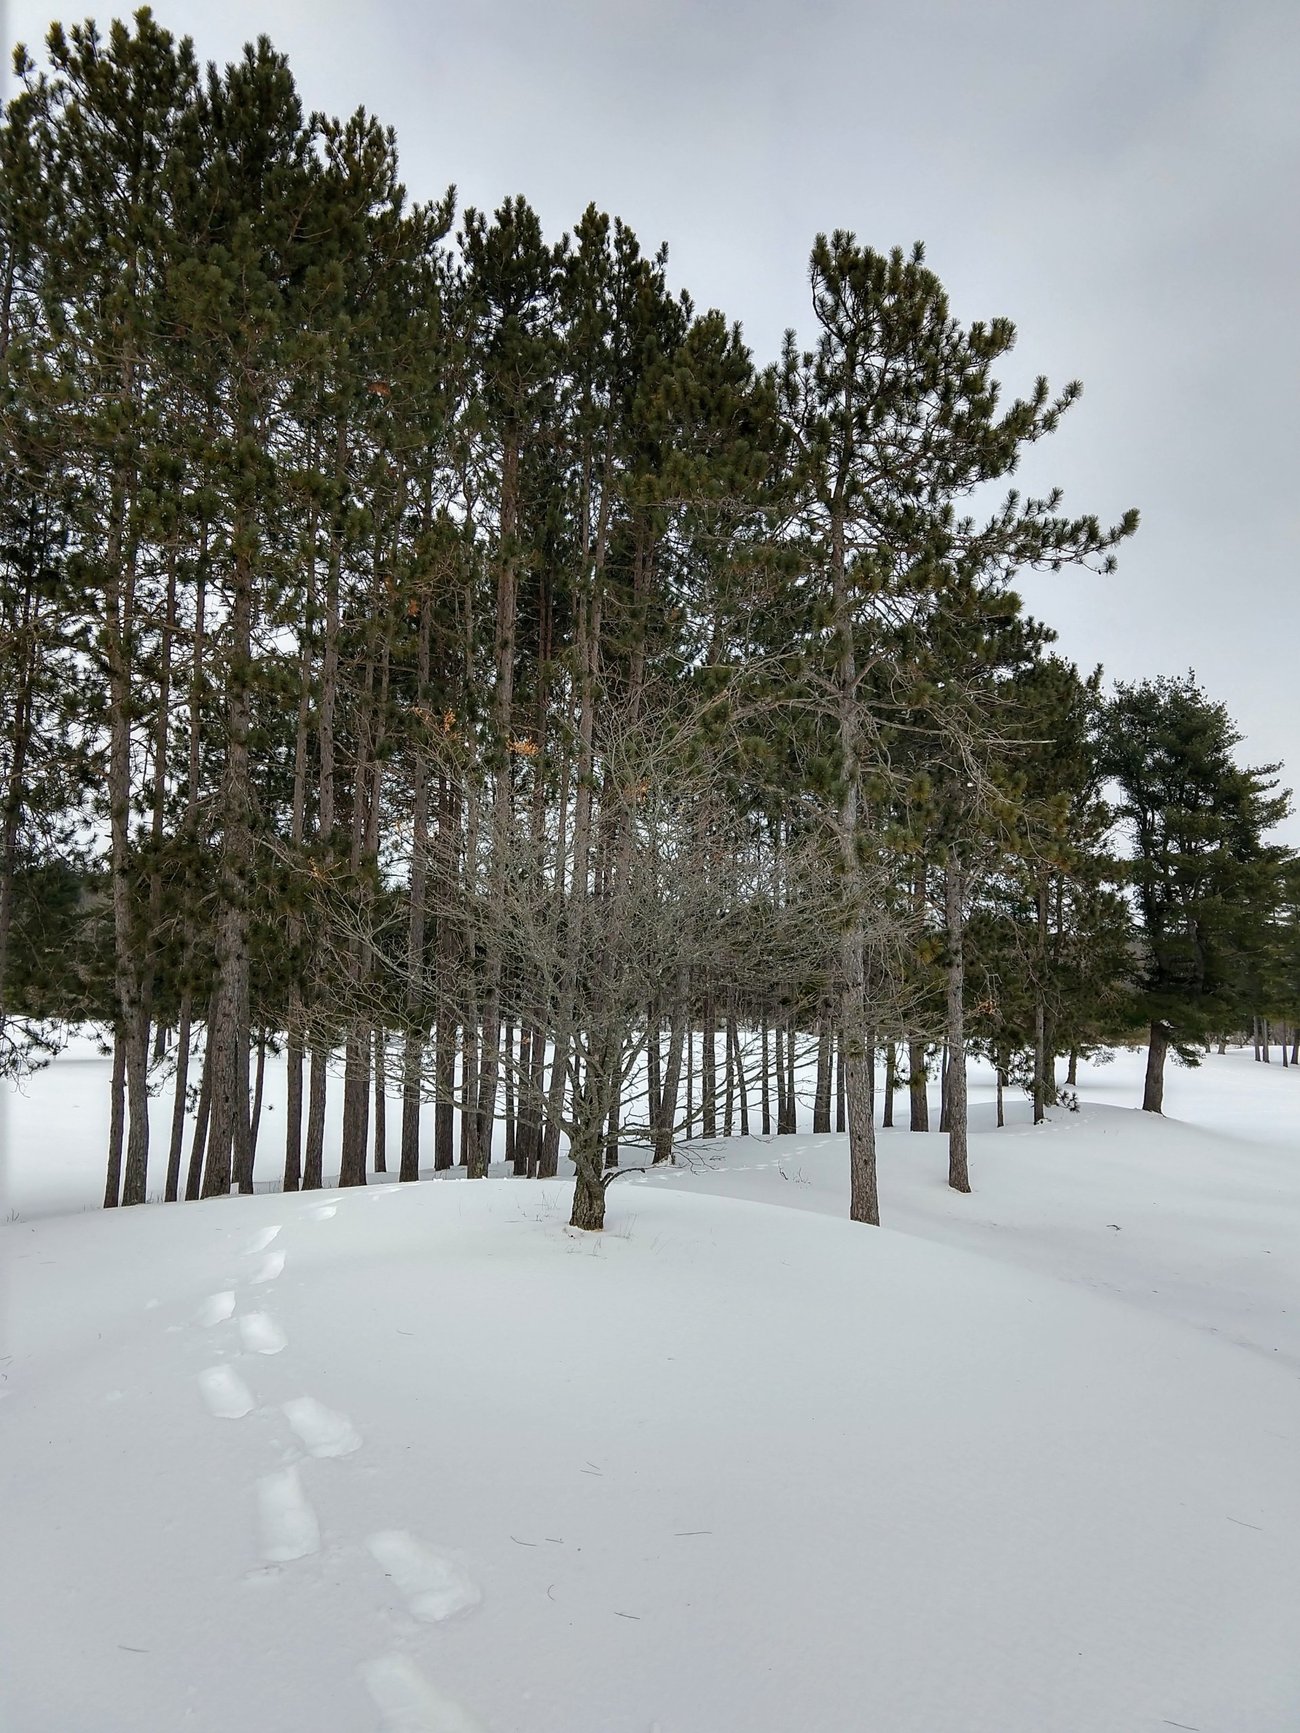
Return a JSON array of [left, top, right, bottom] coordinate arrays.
[[1, 1046, 1298, 1731]]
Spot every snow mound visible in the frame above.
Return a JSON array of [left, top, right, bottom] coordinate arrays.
[[3, 1148, 1298, 1732]]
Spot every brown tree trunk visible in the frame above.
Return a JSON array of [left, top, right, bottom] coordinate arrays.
[[184, 1025, 213, 1203], [813, 1014, 833, 1133], [701, 989, 716, 1139], [908, 1038, 929, 1131], [723, 1004, 735, 1138], [104, 1033, 127, 1210], [164, 998, 193, 1203], [882, 1041, 896, 1129], [653, 984, 687, 1164], [773, 1021, 787, 1135], [373, 1027, 387, 1175], [247, 1031, 267, 1169], [761, 1016, 772, 1134], [1143, 1019, 1170, 1113], [835, 1031, 845, 1133], [304, 1047, 327, 1190], [730, 1013, 749, 1136], [945, 857, 970, 1194], [201, 500, 254, 1200]]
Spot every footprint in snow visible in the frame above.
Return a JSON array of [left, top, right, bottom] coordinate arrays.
[[361, 1654, 487, 1733], [246, 1225, 282, 1254], [238, 1311, 287, 1355], [308, 1203, 338, 1221], [249, 1249, 286, 1284], [283, 1395, 362, 1458], [198, 1364, 255, 1419], [367, 1529, 481, 1623], [194, 1291, 236, 1327], [256, 1465, 320, 1562]]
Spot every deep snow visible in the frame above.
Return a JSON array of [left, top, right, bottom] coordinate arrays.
[[1, 1046, 1298, 1732]]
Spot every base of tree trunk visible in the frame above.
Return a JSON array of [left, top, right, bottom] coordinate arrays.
[[1143, 1019, 1170, 1113]]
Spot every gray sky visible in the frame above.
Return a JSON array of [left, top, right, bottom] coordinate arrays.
[[9, 0, 1300, 839]]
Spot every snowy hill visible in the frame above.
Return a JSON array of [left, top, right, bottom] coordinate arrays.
[[2, 1049, 1298, 1731]]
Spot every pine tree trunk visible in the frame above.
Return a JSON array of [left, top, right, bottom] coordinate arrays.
[[284, 1032, 304, 1193], [908, 1038, 929, 1131], [493, 1018, 510, 1169], [813, 1015, 832, 1133], [685, 1024, 694, 1139], [702, 989, 716, 1139], [247, 1032, 267, 1168], [785, 1017, 798, 1134], [1143, 1019, 1170, 1113], [731, 1014, 749, 1136], [646, 1013, 662, 1132], [104, 1033, 127, 1210], [773, 1021, 786, 1135], [1067, 1047, 1078, 1087], [233, 1018, 253, 1195], [945, 857, 970, 1194], [304, 1046, 327, 1190], [835, 1031, 845, 1133], [761, 1016, 772, 1134], [723, 1005, 735, 1138], [164, 998, 193, 1203], [184, 1015, 214, 1203], [882, 1041, 896, 1129], [202, 511, 254, 1200], [373, 1027, 387, 1175], [653, 985, 687, 1164]]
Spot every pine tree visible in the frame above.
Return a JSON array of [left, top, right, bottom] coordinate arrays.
[[1101, 674, 1291, 1111]]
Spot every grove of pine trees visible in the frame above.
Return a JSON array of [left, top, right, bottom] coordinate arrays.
[[1, 12, 1294, 1229]]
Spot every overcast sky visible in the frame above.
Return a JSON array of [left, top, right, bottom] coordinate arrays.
[[8, 0, 1300, 839]]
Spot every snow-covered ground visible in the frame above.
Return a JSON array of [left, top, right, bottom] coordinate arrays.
[[1, 1046, 1298, 1731]]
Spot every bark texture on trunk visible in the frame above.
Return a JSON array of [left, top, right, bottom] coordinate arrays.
[[1143, 1019, 1170, 1113], [945, 858, 970, 1194]]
